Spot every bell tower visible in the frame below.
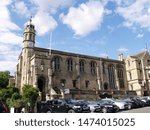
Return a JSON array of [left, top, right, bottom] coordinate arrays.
[[20, 18, 36, 88], [23, 17, 36, 48]]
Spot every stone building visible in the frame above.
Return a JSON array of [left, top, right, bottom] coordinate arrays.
[[15, 20, 129, 100], [125, 51, 150, 96]]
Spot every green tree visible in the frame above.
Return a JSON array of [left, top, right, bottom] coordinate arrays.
[[0, 86, 24, 113], [22, 84, 39, 112], [6, 93, 25, 111], [0, 87, 20, 102], [0, 71, 10, 88]]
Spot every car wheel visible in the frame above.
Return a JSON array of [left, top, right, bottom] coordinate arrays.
[[101, 107, 107, 113], [46, 110, 52, 113], [68, 109, 75, 113], [127, 104, 132, 110]]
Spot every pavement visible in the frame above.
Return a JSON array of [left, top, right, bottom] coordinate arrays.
[[119, 106, 150, 113]]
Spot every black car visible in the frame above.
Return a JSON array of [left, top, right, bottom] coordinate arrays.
[[76, 100, 101, 113], [39, 99, 91, 113], [97, 100, 119, 113], [139, 97, 150, 106], [119, 98, 137, 108], [131, 97, 146, 108]]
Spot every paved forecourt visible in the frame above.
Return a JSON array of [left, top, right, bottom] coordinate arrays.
[[119, 106, 150, 113]]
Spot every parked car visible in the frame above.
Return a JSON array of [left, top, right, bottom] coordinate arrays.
[[130, 97, 146, 107], [97, 100, 119, 113], [77, 100, 101, 113], [39, 99, 91, 113], [100, 98, 132, 110], [139, 97, 150, 106], [119, 97, 138, 108], [0, 100, 9, 113]]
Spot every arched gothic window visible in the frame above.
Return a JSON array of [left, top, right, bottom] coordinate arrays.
[[53, 57, 61, 71], [117, 65, 125, 89], [108, 64, 116, 89], [79, 60, 85, 73], [67, 58, 73, 71], [90, 61, 96, 74]]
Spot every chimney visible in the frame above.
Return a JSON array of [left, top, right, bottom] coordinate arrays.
[[118, 53, 123, 61]]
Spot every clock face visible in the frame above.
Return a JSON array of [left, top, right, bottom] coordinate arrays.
[[28, 42, 33, 47]]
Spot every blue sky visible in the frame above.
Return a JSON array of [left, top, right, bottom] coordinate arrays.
[[0, 0, 150, 74]]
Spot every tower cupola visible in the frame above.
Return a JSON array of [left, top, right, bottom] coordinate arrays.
[[23, 17, 36, 47]]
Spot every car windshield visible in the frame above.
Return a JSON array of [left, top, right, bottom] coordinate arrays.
[[65, 99, 77, 104], [98, 100, 113, 104], [86, 101, 98, 105]]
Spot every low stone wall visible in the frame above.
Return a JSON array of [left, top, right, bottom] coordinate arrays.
[[66, 89, 137, 100]]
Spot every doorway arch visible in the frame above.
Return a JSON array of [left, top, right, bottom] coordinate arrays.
[[103, 82, 108, 90], [38, 76, 46, 101]]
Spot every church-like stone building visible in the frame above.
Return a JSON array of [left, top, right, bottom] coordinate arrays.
[[15, 20, 130, 100], [125, 51, 150, 96]]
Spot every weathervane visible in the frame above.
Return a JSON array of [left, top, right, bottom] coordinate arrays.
[[30, 15, 32, 23]]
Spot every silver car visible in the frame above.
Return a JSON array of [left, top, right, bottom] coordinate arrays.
[[101, 98, 132, 110]]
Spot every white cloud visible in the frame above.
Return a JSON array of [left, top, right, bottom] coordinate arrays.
[[0, 44, 10, 52], [13, 1, 29, 17], [10, 0, 74, 36], [113, 0, 135, 6], [32, 11, 57, 36], [116, 0, 150, 31], [148, 8, 150, 14], [0, 0, 12, 6], [0, 0, 22, 74], [104, 9, 112, 15], [32, 0, 73, 13], [0, 61, 18, 74], [117, 47, 129, 53], [29, 0, 73, 36], [0, 3, 20, 32], [0, 43, 21, 74], [99, 53, 108, 58], [136, 33, 144, 38], [0, 32, 22, 44], [60, 0, 105, 36]]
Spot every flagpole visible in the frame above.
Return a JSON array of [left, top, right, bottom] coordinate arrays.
[[49, 31, 53, 55], [48, 31, 53, 100]]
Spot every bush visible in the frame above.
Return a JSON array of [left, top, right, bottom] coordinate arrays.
[[22, 84, 39, 112]]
